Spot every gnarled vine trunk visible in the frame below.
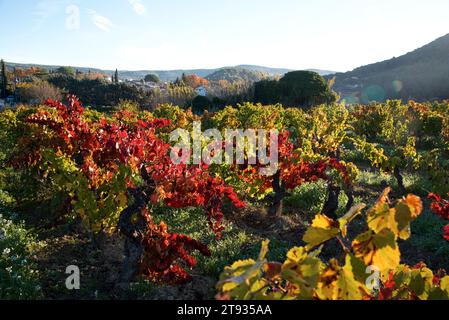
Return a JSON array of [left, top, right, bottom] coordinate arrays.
[[323, 184, 340, 220], [394, 166, 406, 194], [268, 171, 286, 218], [116, 187, 147, 291], [345, 186, 355, 212]]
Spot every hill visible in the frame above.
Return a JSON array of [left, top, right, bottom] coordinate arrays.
[[306, 68, 337, 76], [331, 33, 449, 103], [236, 65, 335, 77], [205, 67, 270, 83], [4, 61, 334, 82]]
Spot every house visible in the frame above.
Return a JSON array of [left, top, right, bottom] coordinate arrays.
[[195, 86, 207, 97], [144, 81, 161, 89], [6, 96, 15, 105]]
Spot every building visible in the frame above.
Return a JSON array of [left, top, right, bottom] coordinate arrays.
[[195, 86, 207, 97], [6, 96, 15, 105]]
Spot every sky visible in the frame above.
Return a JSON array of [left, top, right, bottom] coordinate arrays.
[[1, 0, 449, 72]]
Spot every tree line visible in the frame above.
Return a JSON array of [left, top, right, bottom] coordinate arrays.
[[1, 59, 338, 113]]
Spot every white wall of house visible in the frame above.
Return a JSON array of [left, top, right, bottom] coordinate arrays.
[[195, 86, 207, 97]]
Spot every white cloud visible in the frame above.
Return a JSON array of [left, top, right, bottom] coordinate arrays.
[[88, 10, 113, 32], [128, 0, 146, 15]]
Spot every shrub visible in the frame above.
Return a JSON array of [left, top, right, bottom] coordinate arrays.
[[192, 95, 212, 115], [0, 214, 44, 299]]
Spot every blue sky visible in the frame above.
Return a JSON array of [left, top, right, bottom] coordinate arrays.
[[1, 0, 449, 72]]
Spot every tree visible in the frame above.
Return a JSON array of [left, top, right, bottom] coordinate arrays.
[[1, 59, 8, 99], [34, 67, 50, 79], [279, 71, 337, 106], [55, 66, 75, 77], [47, 75, 153, 110], [183, 74, 209, 88], [254, 71, 338, 108], [191, 95, 211, 115], [114, 69, 119, 84], [144, 74, 160, 83], [254, 79, 280, 104], [16, 80, 62, 104]]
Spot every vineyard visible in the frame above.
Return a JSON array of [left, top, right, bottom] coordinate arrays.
[[1, 97, 449, 300]]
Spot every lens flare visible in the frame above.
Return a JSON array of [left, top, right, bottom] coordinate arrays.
[[361, 85, 386, 103], [392, 80, 403, 93]]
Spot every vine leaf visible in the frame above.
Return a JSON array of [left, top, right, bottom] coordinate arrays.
[[367, 189, 423, 240], [303, 214, 340, 250], [352, 229, 400, 274], [216, 240, 270, 299], [281, 246, 323, 299], [338, 203, 366, 237]]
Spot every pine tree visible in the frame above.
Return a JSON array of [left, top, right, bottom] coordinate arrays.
[[1, 59, 7, 99], [114, 69, 119, 84]]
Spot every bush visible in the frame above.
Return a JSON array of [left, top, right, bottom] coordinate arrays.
[[0, 214, 44, 299], [47, 76, 152, 110], [144, 74, 160, 83], [192, 96, 212, 115], [254, 71, 338, 108], [16, 80, 62, 104]]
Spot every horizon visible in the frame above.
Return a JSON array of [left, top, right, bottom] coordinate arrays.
[[1, 0, 449, 72], [3, 61, 297, 73]]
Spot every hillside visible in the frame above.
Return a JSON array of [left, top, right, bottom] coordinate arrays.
[[5, 61, 335, 82], [306, 68, 337, 76], [5, 62, 287, 82], [205, 67, 270, 83], [237, 65, 335, 76], [331, 33, 449, 103]]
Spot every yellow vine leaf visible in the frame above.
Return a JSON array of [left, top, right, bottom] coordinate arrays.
[[217, 240, 270, 299], [303, 214, 340, 250], [402, 194, 423, 219], [338, 203, 366, 237], [218, 259, 258, 293], [367, 190, 423, 240], [352, 229, 400, 274], [315, 259, 340, 300], [281, 246, 323, 299], [367, 203, 397, 234], [394, 201, 413, 240], [441, 277, 449, 294], [409, 267, 434, 300], [336, 255, 367, 300], [315, 255, 367, 300]]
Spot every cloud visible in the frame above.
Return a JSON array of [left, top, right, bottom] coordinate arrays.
[[88, 10, 113, 32], [128, 0, 146, 15]]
